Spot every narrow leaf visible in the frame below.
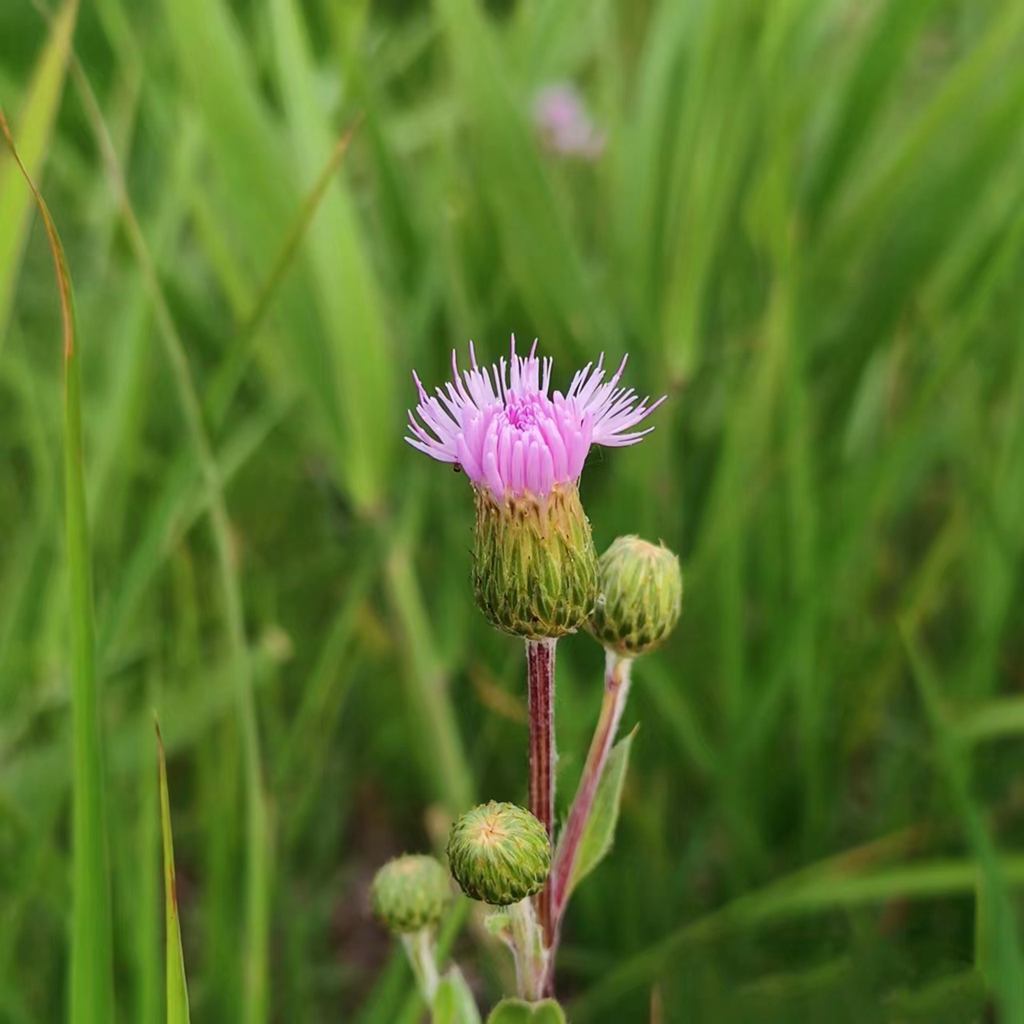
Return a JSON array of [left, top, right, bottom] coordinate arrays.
[[0, 107, 114, 1024], [568, 727, 636, 896], [156, 721, 191, 1024]]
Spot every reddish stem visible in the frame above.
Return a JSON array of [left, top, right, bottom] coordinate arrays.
[[546, 651, 632, 986], [526, 638, 557, 944]]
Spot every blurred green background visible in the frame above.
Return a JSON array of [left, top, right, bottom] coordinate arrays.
[[2, 0, 1024, 1020]]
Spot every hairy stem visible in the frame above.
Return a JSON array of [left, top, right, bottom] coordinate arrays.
[[400, 928, 440, 1003], [547, 650, 633, 985], [525, 637, 557, 943], [508, 897, 548, 1002]]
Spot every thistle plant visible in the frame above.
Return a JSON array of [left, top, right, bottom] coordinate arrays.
[[373, 339, 677, 1018]]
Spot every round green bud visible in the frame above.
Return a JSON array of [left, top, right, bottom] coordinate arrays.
[[588, 535, 683, 656], [447, 801, 551, 906], [472, 484, 599, 640], [371, 854, 451, 934]]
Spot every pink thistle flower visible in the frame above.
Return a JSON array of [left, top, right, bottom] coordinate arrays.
[[406, 337, 665, 502], [532, 83, 606, 160]]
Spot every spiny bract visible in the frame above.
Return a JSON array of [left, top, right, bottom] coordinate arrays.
[[472, 484, 598, 639]]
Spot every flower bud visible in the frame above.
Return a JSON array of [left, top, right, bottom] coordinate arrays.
[[588, 535, 682, 656], [371, 854, 451, 934], [447, 801, 551, 906], [472, 484, 599, 640]]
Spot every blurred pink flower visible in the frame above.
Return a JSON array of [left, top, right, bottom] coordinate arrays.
[[406, 338, 663, 501], [532, 83, 606, 159]]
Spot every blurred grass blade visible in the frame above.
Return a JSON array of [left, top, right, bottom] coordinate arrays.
[[385, 541, 473, 812], [156, 721, 191, 1024], [268, 0, 395, 510], [902, 626, 1024, 1024], [0, 0, 78, 342], [207, 118, 362, 425], [802, 0, 941, 224], [432, 0, 608, 351], [161, 0, 391, 511], [0, 108, 114, 1022]]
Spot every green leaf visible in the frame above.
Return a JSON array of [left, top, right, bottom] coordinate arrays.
[[568, 727, 637, 897], [431, 969, 481, 1024], [0, 99, 114, 1024], [486, 998, 567, 1024], [156, 721, 192, 1023]]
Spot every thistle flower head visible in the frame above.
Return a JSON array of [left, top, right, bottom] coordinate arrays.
[[532, 83, 606, 160], [588, 535, 683, 656], [406, 337, 664, 503], [371, 854, 452, 934], [447, 801, 551, 906]]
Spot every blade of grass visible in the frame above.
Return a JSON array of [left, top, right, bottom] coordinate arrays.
[[0, 0, 78, 342], [156, 720, 191, 1024], [205, 117, 363, 426], [0, 107, 115, 1024], [385, 535, 474, 813], [131, 679, 160, 1024]]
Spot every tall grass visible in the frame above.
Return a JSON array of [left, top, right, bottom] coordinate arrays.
[[1, 0, 1024, 1020], [2, 61, 114, 1024]]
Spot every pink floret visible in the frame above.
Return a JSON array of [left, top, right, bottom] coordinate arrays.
[[532, 84, 606, 160], [406, 337, 665, 501]]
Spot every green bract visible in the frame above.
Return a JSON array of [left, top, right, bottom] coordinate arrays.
[[472, 485, 599, 640], [447, 802, 551, 906], [588, 536, 683, 656], [371, 854, 451, 934]]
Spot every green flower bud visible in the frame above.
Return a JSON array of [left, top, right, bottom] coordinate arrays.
[[447, 802, 551, 906], [371, 854, 451, 934], [588, 535, 683, 656], [472, 484, 599, 640]]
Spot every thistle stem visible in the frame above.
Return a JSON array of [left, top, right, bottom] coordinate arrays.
[[400, 928, 440, 1003], [547, 650, 633, 978], [525, 637, 557, 943], [508, 897, 548, 1002]]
